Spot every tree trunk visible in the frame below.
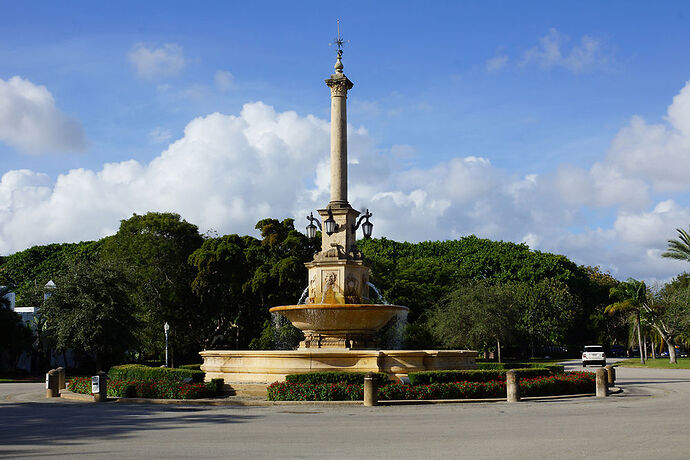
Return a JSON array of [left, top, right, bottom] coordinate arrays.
[[667, 341, 678, 364], [651, 339, 656, 359], [497, 338, 502, 364], [642, 335, 648, 361], [636, 313, 645, 364]]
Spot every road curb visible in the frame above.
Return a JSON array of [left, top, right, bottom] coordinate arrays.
[[58, 389, 612, 406]]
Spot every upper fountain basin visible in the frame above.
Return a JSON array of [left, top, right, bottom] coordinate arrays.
[[269, 304, 408, 333]]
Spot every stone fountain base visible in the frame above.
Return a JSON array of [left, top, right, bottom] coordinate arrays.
[[200, 348, 478, 392]]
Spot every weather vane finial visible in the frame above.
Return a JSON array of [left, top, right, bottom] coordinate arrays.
[[330, 19, 348, 74], [333, 19, 345, 51]]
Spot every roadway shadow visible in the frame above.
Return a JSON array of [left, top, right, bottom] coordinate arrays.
[[0, 402, 258, 456]]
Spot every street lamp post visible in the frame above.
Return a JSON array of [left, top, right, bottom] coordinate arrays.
[[164, 322, 170, 368]]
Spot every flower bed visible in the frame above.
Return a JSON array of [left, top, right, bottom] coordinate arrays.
[[267, 372, 596, 401], [68, 377, 223, 399]]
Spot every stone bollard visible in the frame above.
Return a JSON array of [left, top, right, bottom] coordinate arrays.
[[46, 369, 60, 398], [363, 372, 378, 407], [93, 371, 108, 403], [56, 366, 66, 390], [506, 370, 520, 402], [595, 368, 608, 397], [604, 365, 615, 388]]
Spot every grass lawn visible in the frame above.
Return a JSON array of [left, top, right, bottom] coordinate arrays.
[[615, 357, 690, 369]]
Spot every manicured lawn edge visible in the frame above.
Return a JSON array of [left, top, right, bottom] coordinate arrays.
[[614, 358, 690, 369]]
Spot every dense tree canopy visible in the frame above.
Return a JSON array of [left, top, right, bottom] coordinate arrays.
[[39, 259, 136, 369], [9, 213, 683, 369], [101, 212, 205, 362]]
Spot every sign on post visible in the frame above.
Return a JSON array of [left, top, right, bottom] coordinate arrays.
[[91, 375, 100, 394]]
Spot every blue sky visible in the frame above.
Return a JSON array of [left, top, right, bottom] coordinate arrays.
[[2, 1, 690, 282]]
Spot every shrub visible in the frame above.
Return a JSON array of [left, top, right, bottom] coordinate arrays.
[[108, 364, 204, 383], [178, 364, 202, 371], [68, 377, 91, 394], [67, 376, 221, 399], [284, 371, 389, 386], [408, 368, 551, 385], [476, 363, 565, 374], [519, 372, 595, 397], [267, 382, 364, 401], [266, 371, 595, 401], [378, 380, 507, 400]]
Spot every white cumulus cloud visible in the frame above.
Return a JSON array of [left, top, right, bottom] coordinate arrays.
[[3, 82, 690, 283], [0, 76, 86, 154]]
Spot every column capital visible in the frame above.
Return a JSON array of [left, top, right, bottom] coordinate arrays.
[[325, 75, 353, 97]]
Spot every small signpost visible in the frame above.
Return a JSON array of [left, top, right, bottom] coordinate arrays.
[[92, 371, 107, 402]]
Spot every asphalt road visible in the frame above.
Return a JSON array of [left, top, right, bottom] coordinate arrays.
[[1, 363, 689, 459]]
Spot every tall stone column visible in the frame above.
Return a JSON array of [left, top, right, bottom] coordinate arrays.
[[325, 51, 353, 208]]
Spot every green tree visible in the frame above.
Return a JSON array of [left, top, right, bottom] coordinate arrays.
[[514, 278, 580, 357], [427, 280, 518, 360], [645, 278, 690, 364], [662, 227, 690, 261], [188, 218, 316, 350], [0, 241, 102, 304], [101, 212, 204, 362], [39, 259, 136, 370], [0, 286, 34, 370], [606, 278, 647, 364], [189, 233, 262, 349]]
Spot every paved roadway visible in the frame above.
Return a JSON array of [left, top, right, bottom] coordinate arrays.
[[1, 362, 689, 459]]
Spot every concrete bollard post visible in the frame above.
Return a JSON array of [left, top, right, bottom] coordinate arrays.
[[506, 370, 520, 402], [604, 365, 615, 387], [595, 368, 608, 397], [46, 369, 60, 398], [363, 372, 378, 407], [93, 371, 108, 403], [56, 366, 66, 390]]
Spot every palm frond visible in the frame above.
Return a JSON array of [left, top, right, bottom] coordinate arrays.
[[604, 300, 633, 315], [662, 227, 690, 261]]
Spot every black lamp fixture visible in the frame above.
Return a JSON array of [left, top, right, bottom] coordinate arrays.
[[305, 212, 322, 239], [353, 208, 373, 239], [324, 207, 338, 236]]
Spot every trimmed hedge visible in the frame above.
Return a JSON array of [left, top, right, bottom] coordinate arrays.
[[68, 377, 223, 399], [108, 364, 204, 383], [267, 372, 596, 401], [408, 368, 551, 385], [178, 364, 202, 371], [268, 382, 364, 401], [285, 371, 389, 386], [477, 363, 565, 374]]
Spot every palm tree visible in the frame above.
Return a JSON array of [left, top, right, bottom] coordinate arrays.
[[605, 278, 646, 364], [662, 227, 690, 261]]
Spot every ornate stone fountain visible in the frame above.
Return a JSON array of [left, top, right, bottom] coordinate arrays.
[[200, 43, 476, 390], [269, 47, 408, 350]]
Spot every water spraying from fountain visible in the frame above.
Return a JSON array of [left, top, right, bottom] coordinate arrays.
[[297, 286, 309, 305], [381, 310, 408, 349], [367, 282, 390, 305]]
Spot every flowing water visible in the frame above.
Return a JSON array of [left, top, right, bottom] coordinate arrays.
[[367, 282, 390, 305], [271, 312, 296, 350], [381, 309, 408, 349], [297, 285, 309, 305]]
